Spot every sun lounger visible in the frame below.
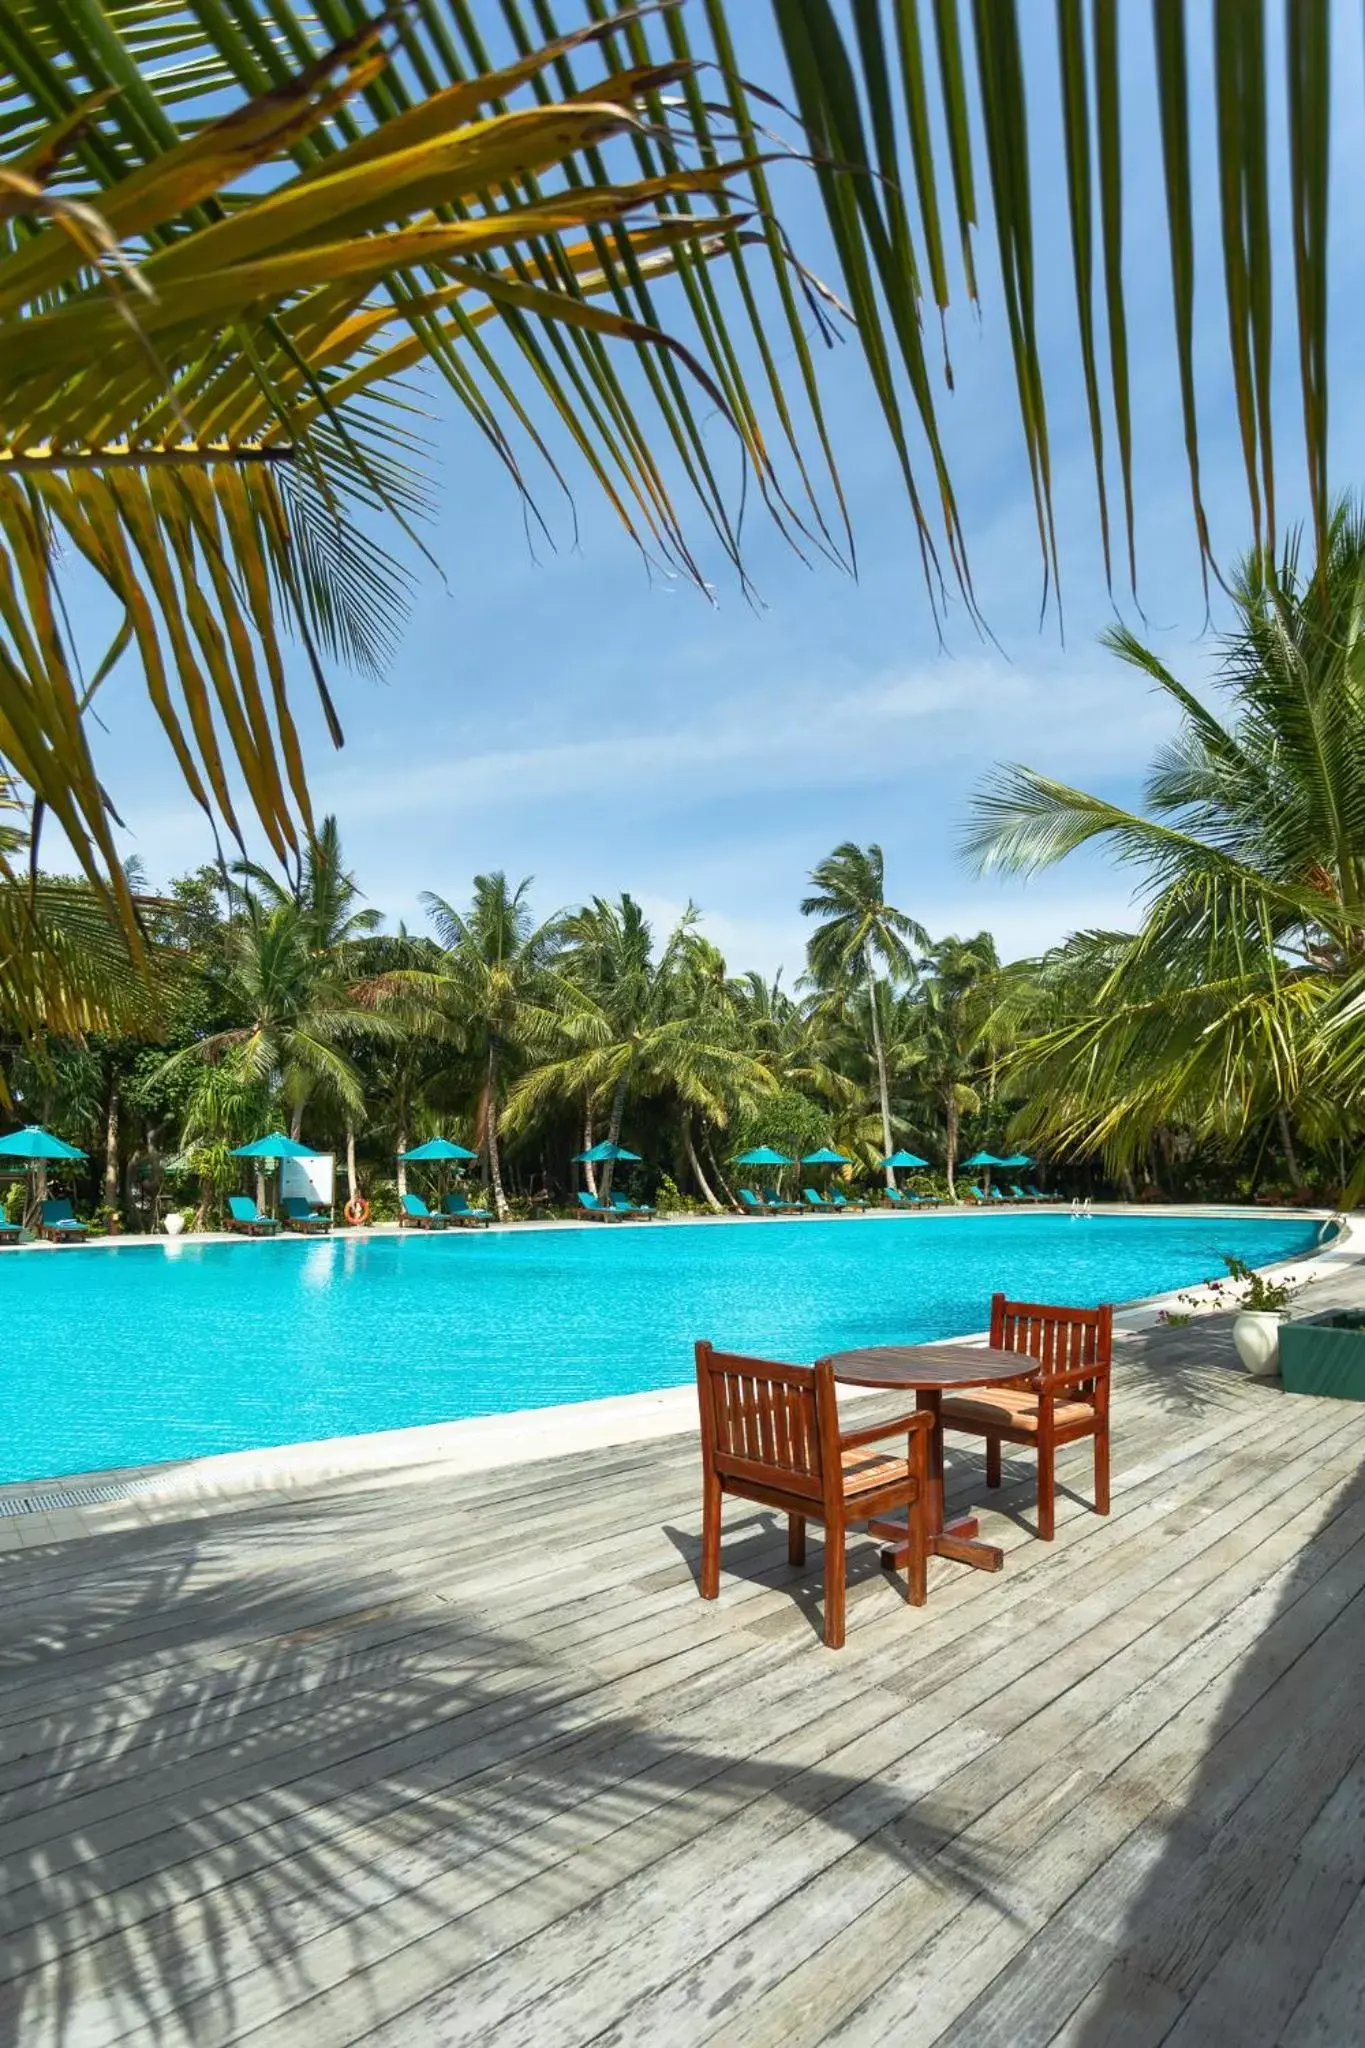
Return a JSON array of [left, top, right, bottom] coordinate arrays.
[[802, 1187, 833, 1210], [737, 1188, 772, 1216], [1027, 1184, 1060, 1202], [40, 1197, 89, 1242], [829, 1190, 868, 1210], [964, 1185, 986, 1204], [884, 1187, 917, 1209], [281, 1196, 330, 1234], [1009, 1183, 1040, 1204], [227, 1195, 278, 1237], [443, 1192, 492, 1227], [762, 1185, 801, 1212], [400, 1192, 449, 1229], [0, 1214, 21, 1243], [577, 1191, 624, 1219], [610, 1193, 654, 1217]]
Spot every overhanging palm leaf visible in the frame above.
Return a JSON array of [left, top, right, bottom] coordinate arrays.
[[1, 0, 1350, 931], [0, 6, 841, 924]]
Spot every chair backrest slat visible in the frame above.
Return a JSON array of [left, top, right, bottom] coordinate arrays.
[[695, 1342, 826, 1500], [989, 1292, 1113, 1389]]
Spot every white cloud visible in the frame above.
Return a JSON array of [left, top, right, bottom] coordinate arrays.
[[310, 653, 1176, 831]]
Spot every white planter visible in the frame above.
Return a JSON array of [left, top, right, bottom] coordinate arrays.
[[163, 1212, 186, 1237], [1233, 1309, 1284, 1377]]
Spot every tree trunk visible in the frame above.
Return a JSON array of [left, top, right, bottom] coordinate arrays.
[[395, 1105, 408, 1199], [866, 943, 894, 1190], [703, 1129, 740, 1209], [123, 1144, 143, 1233], [345, 1121, 357, 1204], [945, 1092, 959, 1198], [1278, 1104, 1308, 1198], [140, 1123, 165, 1232], [256, 1166, 266, 1212], [582, 1102, 597, 1197], [289, 1100, 304, 1141], [486, 1044, 508, 1219], [600, 1072, 629, 1203], [684, 1118, 722, 1211], [103, 1082, 119, 1216]]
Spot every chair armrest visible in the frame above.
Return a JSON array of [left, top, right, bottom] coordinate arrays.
[[838, 1409, 934, 1453], [1039, 1363, 1107, 1398]]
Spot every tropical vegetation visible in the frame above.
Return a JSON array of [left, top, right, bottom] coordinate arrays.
[[3, 790, 1348, 1231]]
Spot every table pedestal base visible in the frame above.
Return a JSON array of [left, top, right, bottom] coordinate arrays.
[[867, 1511, 1004, 1574]]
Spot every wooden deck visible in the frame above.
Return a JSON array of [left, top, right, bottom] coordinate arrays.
[[3, 1302, 1365, 2045]]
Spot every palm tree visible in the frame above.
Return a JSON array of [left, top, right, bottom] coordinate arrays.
[[374, 876, 563, 1220], [802, 843, 927, 1189], [236, 818, 382, 961], [1, 4, 1342, 919], [236, 816, 384, 1196], [966, 503, 1365, 1182], [913, 934, 1002, 1197], [509, 897, 774, 1204], [157, 902, 384, 1147]]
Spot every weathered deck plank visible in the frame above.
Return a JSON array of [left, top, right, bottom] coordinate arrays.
[[2, 1308, 1364, 2048]]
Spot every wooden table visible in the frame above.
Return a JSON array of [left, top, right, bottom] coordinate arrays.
[[822, 1342, 1038, 1573]]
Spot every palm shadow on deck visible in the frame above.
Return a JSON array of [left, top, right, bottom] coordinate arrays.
[[1052, 1456, 1365, 2047], [0, 1471, 1010, 2048]]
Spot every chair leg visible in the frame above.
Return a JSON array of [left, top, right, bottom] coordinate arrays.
[[1037, 1444, 1056, 1541], [700, 1472, 722, 1598], [1094, 1425, 1110, 1516], [788, 1513, 806, 1567], [823, 1518, 846, 1649], [904, 1492, 927, 1609], [985, 1437, 1002, 1489]]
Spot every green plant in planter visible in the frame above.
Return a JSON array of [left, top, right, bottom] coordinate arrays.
[[1221, 1255, 1304, 1313]]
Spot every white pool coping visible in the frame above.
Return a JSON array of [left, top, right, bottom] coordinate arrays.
[[0, 1205, 1352, 1546]]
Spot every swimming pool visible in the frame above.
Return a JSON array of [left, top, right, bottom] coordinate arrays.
[[3, 1211, 1321, 1484]]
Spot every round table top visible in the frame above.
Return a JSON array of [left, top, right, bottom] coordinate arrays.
[[821, 1341, 1038, 1392]]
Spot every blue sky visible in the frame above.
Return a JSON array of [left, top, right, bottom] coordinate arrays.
[[75, 5, 1365, 980]]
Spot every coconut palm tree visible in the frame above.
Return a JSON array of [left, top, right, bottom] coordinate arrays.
[[510, 896, 774, 1203], [234, 816, 384, 1189], [157, 902, 384, 1143], [912, 934, 1002, 1197], [802, 843, 927, 1189], [235, 818, 382, 961], [369, 876, 564, 1219], [966, 503, 1365, 1179]]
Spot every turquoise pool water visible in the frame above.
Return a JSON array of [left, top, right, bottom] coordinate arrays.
[[2, 1211, 1320, 1484]]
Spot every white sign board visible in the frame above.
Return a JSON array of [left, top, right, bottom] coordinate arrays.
[[280, 1153, 335, 1211]]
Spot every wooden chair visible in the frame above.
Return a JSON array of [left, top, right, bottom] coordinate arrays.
[[939, 1293, 1113, 1541], [694, 1341, 932, 1649]]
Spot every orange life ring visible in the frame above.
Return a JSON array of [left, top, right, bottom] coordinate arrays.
[[344, 1195, 370, 1226]]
